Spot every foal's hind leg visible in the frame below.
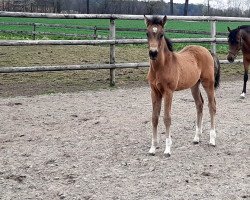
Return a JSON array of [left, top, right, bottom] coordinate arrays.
[[202, 82, 217, 146], [149, 87, 162, 155], [191, 82, 204, 144]]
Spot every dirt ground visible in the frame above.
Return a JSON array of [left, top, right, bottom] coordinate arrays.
[[0, 79, 249, 200]]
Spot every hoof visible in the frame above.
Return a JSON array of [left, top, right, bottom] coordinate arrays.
[[193, 141, 199, 145], [240, 93, 246, 99], [209, 143, 216, 147], [164, 153, 171, 158]]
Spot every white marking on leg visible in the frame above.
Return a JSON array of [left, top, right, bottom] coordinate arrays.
[[209, 129, 216, 146], [149, 126, 159, 155], [164, 137, 172, 155], [193, 124, 202, 143], [149, 145, 156, 155], [240, 92, 246, 99], [149, 135, 158, 155]]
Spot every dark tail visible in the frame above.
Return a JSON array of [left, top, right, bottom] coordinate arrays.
[[211, 52, 221, 89]]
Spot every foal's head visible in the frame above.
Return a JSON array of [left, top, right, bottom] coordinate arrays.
[[144, 15, 168, 60], [227, 26, 250, 62]]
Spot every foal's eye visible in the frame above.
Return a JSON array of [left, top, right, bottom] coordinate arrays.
[[160, 34, 164, 38]]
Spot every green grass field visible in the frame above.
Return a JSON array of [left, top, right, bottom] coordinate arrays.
[[0, 16, 250, 53]]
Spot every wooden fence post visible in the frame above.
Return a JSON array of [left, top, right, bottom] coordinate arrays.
[[32, 23, 36, 40], [109, 18, 116, 86], [93, 26, 97, 39], [210, 20, 216, 54]]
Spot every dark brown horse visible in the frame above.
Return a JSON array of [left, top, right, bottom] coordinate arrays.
[[227, 26, 250, 99], [144, 15, 220, 157]]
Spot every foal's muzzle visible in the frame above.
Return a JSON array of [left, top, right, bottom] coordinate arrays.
[[227, 54, 235, 63], [149, 49, 158, 60]]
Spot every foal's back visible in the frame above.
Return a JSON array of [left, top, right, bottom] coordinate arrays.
[[178, 45, 214, 68], [174, 45, 214, 90]]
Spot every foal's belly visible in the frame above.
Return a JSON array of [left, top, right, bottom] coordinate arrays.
[[175, 70, 201, 91]]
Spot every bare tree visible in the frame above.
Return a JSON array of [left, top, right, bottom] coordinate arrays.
[[86, 0, 89, 13], [207, 0, 210, 15], [1, 0, 4, 10], [228, 0, 242, 9], [145, 0, 164, 15], [184, 0, 189, 15], [75, 0, 85, 13], [169, 0, 173, 15], [227, 0, 243, 16], [54, 0, 61, 13]]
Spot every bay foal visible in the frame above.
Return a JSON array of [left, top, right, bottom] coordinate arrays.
[[144, 16, 220, 157]]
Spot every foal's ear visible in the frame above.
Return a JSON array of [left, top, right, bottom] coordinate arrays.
[[227, 26, 231, 32], [144, 15, 150, 26], [162, 15, 167, 27]]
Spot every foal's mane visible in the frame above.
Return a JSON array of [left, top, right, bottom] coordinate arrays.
[[228, 25, 250, 44], [165, 37, 174, 52], [149, 16, 174, 52], [238, 25, 250, 31]]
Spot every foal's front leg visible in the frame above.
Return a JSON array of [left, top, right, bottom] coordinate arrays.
[[163, 91, 173, 157], [149, 87, 162, 155]]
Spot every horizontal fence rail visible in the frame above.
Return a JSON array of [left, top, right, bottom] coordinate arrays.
[[0, 38, 228, 46], [0, 63, 150, 73], [1, 11, 250, 21], [1, 11, 250, 86], [0, 60, 244, 73]]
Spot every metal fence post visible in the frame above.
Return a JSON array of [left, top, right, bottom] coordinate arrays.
[[210, 20, 216, 54], [109, 18, 116, 86]]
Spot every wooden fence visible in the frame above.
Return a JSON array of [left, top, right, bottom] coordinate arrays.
[[0, 11, 250, 86]]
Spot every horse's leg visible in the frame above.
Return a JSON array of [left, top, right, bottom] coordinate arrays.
[[149, 87, 162, 155], [163, 90, 173, 157], [202, 82, 216, 146], [240, 59, 249, 99], [191, 82, 204, 144]]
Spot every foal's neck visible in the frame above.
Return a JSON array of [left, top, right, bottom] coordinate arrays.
[[241, 30, 250, 52], [152, 38, 172, 66]]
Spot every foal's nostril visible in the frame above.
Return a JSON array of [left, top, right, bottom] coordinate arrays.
[[149, 50, 158, 59], [227, 56, 234, 63]]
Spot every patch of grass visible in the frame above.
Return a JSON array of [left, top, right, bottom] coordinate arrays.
[[221, 64, 244, 76]]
